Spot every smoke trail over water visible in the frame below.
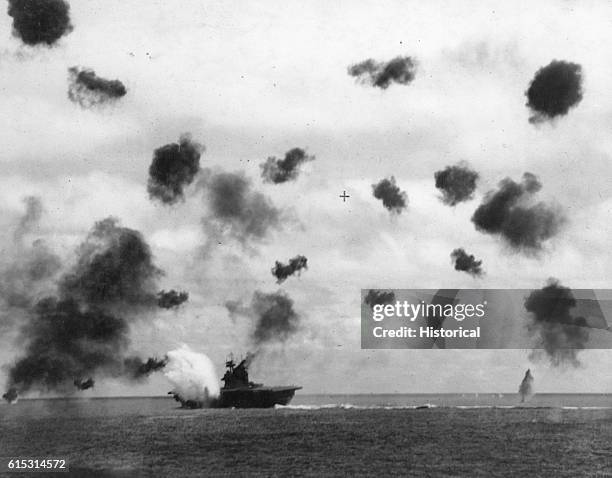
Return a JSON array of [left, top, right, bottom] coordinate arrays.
[[518, 369, 534, 403], [3, 217, 188, 400]]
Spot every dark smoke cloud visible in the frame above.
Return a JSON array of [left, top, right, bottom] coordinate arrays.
[[148, 134, 204, 205], [157, 290, 189, 309], [201, 169, 281, 246], [525, 60, 583, 123], [271, 255, 308, 284], [72, 356, 167, 390], [59, 218, 162, 308], [348, 56, 417, 89], [363, 290, 395, 309], [372, 176, 407, 214], [450, 248, 483, 277], [260, 148, 314, 184], [4, 217, 177, 399], [2, 388, 18, 403], [68, 67, 127, 108], [8, 0, 72, 46], [251, 291, 300, 345], [123, 356, 168, 380], [471, 173, 564, 252], [225, 290, 300, 345], [6, 297, 130, 395], [434, 164, 479, 206], [524, 279, 589, 367]]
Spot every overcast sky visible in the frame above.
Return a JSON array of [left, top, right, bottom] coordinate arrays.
[[1, 0, 612, 395]]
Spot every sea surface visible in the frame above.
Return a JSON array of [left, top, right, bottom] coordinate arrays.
[[1, 394, 611, 477]]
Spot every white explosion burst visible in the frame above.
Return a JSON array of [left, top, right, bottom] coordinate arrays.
[[164, 344, 220, 405]]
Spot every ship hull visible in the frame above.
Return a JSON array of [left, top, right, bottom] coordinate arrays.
[[214, 386, 300, 409]]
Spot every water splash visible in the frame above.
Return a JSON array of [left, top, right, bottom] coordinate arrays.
[[164, 345, 220, 407]]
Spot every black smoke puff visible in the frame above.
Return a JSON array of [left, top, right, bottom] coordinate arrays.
[[372, 176, 408, 214], [348, 56, 417, 89], [525, 60, 583, 123], [148, 134, 204, 205], [8, 0, 73, 46]]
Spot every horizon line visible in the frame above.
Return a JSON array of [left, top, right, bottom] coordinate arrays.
[[5, 391, 612, 401]]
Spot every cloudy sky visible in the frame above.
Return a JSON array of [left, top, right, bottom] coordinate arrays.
[[1, 0, 612, 396]]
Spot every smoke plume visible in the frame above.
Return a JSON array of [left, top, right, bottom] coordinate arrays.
[[243, 350, 257, 369], [3, 217, 181, 400], [251, 291, 300, 344], [1, 197, 61, 313], [260, 148, 314, 184], [471, 173, 564, 252], [148, 134, 204, 205], [524, 279, 589, 367], [518, 369, 534, 403], [434, 164, 479, 206], [67, 67, 127, 108], [2, 388, 18, 404], [363, 290, 395, 309], [164, 345, 220, 407], [271, 255, 308, 284], [525, 60, 583, 123], [200, 169, 281, 246], [7, 0, 72, 46], [226, 290, 300, 345], [6, 297, 131, 396], [157, 290, 189, 309], [450, 248, 483, 277], [348, 56, 417, 89], [59, 218, 162, 308], [372, 176, 407, 214]]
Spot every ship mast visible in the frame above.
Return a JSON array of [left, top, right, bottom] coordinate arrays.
[[225, 353, 235, 372]]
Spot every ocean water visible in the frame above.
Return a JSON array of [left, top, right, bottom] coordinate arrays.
[[0, 394, 611, 477]]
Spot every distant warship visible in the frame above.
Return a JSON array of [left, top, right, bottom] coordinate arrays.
[[170, 355, 301, 409]]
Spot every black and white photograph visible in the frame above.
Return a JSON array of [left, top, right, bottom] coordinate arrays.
[[0, 1, 611, 476]]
